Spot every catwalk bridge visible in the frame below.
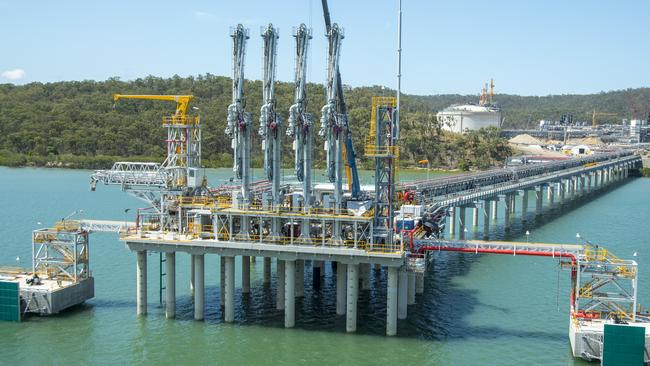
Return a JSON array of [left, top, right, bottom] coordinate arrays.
[[397, 150, 640, 240]]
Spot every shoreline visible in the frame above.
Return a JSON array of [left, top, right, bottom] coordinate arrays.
[[0, 160, 466, 174], [0, 152, 469, 173]]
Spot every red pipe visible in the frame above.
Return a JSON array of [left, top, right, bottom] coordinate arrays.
[[417, 246, 575, 261], [417, 245, 577, 307]]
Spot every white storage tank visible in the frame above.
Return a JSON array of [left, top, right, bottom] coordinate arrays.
[[437, 104, 502, 133]]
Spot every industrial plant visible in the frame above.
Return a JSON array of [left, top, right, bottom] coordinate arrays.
[[1, 2, 648, 365]]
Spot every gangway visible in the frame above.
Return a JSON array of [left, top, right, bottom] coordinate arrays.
[[409, 237, 648, 363], [79, 220, 136, 233]]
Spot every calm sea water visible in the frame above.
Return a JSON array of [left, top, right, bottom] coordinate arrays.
[[0, 166, 647, 365]]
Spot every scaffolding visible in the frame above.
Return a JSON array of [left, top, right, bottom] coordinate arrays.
[[365, 97, 398, 244], [32, 223, 89, 282]]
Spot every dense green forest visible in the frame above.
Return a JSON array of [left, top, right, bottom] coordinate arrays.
[[0, 74, 647, 171]]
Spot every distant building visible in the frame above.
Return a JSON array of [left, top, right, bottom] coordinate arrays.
[[437, 104, 502, 133], [564, 145, 592, 156]]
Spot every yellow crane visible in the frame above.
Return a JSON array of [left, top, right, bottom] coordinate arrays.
[[112, 94, 201, 189], [591, 110, 617, 128], [113, 94, 194, 117]]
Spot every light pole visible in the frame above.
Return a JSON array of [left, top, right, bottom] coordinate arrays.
[[525, 230, 530, 243]]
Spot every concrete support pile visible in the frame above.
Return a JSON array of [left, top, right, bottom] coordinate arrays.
[[472, 207, 479, 228], [448, 207, 456, 238], [263, 257, 271, 285], [407, 272, 416, 305], [535, 187, 543, 214], [482, 200, 490, 239], [295, 260, 304, 297], [193, 254, 204, 320], [336, 262, 347, 315], [277, 260, 285, 310], [503, 195, 511, 230], [165, 252, 175, 319], [284, 260, 296, 328], [346, 263, 359, 332], [458, 206, 466, 240], [242, 255, 250, 294], [386, 267, 398, 336], [136, 250, 147, 316], [220, 256, 225, 307], [224, 256, 235, 322], [415, 273, 424, 294], [360, 263, 370, 290], [398, 267, 408, 320]]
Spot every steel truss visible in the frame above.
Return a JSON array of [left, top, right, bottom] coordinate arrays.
[[32, 225, 89, 282]]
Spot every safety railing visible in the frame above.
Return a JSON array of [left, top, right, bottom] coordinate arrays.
[[54, 220, 82, 232], [214, 204, 373, 221], [364, 145, 400, 157], [162, 115, 200, 126], [155, 220, 400, 254]]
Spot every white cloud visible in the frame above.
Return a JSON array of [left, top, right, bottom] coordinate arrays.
[[194, 11, 215, 20], [1, 68, 25, 81]]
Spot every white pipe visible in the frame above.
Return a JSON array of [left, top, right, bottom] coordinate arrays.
[[395, 0, 402, 138]]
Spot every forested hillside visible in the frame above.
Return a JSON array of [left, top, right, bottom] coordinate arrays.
[[0, 74, 646, 170]]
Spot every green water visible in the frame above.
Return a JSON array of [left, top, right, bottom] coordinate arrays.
[[0, 167, 647, 365]]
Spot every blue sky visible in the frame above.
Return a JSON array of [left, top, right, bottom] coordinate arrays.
[[1, 0, 649, 96]]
